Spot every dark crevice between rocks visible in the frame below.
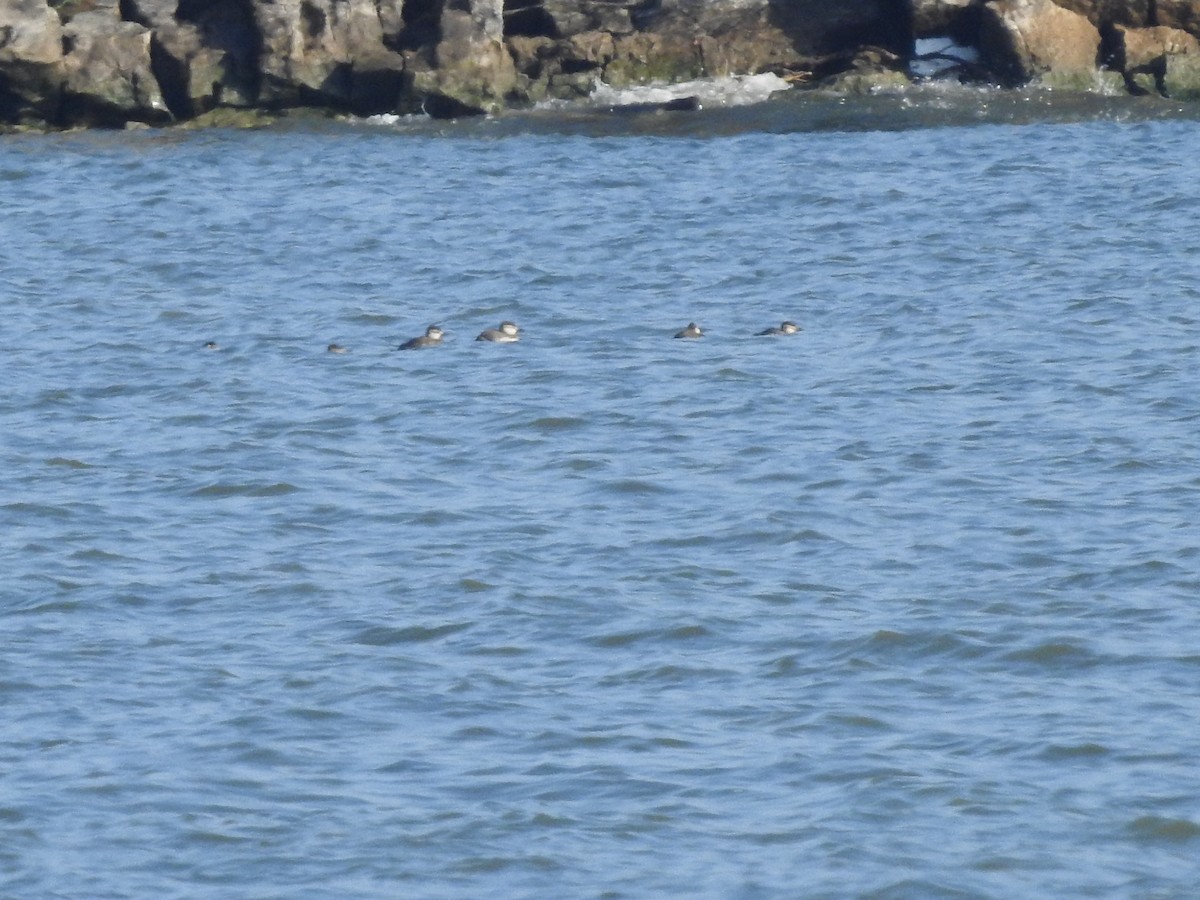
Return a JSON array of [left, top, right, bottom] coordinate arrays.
[[769, 0, 912, 58], [630, 0, 661, 31], [503, 0, 558, 39], [559, 57, 597, 75], [301, 1, 327, 44], [423, 91, 486, 118], [181, 0, 263, 110], [398, 0, 442, 51], [349, 67, 408, 115], [117, 0, 143, 26], [149, 31, 189, 119]]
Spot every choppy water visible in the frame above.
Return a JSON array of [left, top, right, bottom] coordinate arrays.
[[3, 86, 1200, 898]]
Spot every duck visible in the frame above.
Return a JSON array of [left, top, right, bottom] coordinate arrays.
[[327, 343, 348, 353], [475, 321, 520, 343], [203, 341, 219, 350], [398, 325, 445, 350], [756, 321, 801, 336], [674, 322, 703, 339]]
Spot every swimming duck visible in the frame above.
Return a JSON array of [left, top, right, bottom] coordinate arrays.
[[674, 322, 703, 339], [757, 321, 801, 336], [327, 343, 348, 353], [476, 321, 520, 343], [398, 325, 445, 350]]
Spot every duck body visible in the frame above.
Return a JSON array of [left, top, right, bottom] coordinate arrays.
[[476, 321, 520, 343], [757, 321, 800, 336], [399, 325, 445, 350], [674, 322, 703, 339]]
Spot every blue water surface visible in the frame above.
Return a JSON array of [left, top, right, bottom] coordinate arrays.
[[3, 91, 1200, 898]]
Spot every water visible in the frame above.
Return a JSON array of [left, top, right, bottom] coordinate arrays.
[[3, 86, 1200, 898]]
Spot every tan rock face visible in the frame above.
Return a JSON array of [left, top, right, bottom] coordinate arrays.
[[1154, 0, 1200, 34], [1053, 0, 1152, 29], [1102, 22, 1200, 95], [978, 0, 1101, 86]]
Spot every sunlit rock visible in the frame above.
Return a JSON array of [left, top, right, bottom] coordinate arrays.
[[978, 0, 1101, 87], [1156, 0, 1200, 34], [61, 11, 171, 126], [1102, 23, 1200, 95], [1054, 0, 1151, 29], [410, 0, 517, 116], [253, 0, 407, 113], [0, 0, 64, 123]]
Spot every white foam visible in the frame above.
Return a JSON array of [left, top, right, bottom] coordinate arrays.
[[580, 72, 792, 110]]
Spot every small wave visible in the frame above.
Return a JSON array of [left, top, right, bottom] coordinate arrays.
[[580, 73, 791, 110], [192, 481, 301, 498], [353, 622, 471, 645]]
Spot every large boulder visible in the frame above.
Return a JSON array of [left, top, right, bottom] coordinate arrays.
[[1156, 0, 1200, 34], [253, 0, 406, 113], [412, 0, 518, 116], [124, 0, 260, 117], [60, 11, 172, 125], [912, 0, 976, 38], [508, 0, 912, 98], [505, 0, 636, 38], [0, 0, 64, 123], [978, 0, 1101, 87], [1102, 23, 1200, 94], [1054, 0, 1152, 28]]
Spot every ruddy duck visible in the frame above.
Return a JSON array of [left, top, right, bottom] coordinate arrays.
[[398, 325, 445, 350], [757, 321, 800, 336], [203, 341, 219, 350], [674, 322, 703, 339], [327, 343, 348, 353], [476, 321, 520, 343]]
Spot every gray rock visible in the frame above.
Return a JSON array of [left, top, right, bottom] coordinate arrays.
[[411, 0, 517, 116], [505, 0, 635, 38], [148, 0, 261, 117], [61, 11, 171, 125], [0, 0, 64, 122], [911, 0, 976, 39], [253, 0, 406, 112]]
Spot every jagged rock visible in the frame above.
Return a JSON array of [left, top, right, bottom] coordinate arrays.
[[0, 0, 64, 122], [60, 11, 171, 125], [1102, 23, 1200, 94], [412, 0, 517, 116], [505, 0, 635, 39], [912, 0, 976, 38], [1156, 1, 1200, 34], [596, 0, 912, 88], [817, 46, 912, 92], [1164, 45, 1200, 97], [1054, 0, 1151, 28], [124, 0, 259, 117], [253, 0, 406, 113], [768, 0, 912, 57], [978, 0, 1101, 87]]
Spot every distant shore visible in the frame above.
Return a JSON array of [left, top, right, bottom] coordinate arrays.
[[2, 0, 1199, 132]]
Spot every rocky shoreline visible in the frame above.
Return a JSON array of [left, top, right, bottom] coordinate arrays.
[[2, 0, 1200, 130]]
